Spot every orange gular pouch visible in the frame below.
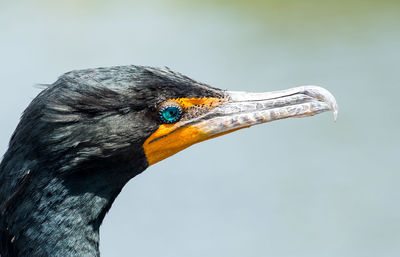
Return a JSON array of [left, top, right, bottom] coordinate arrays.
[[142, 97, 226, 165]]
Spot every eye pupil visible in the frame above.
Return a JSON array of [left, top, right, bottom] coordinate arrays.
[[160, 105, 182, 123]]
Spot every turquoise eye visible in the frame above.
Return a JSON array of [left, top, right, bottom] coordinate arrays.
[[159, 105, 183, 124]]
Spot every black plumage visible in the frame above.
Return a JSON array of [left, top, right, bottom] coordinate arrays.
[[0, 65, 337, 257], [0, 66, 224, 256]]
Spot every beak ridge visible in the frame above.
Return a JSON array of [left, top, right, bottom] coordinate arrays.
[[191, 85, 338, 136], [227, 85, 338, 121]]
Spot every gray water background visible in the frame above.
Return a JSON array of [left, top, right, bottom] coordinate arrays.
[[0, 1, 399, 256]]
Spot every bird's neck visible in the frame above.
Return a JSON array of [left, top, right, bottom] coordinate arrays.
[[1, 158, 145, 257]]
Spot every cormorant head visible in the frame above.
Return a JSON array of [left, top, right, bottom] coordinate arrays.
[[9, 65, 337, 180], [0, 65, 337, 256]]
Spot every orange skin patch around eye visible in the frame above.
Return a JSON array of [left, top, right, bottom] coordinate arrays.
[[143, 97, 228, 166], [172, 97, 225, 109]]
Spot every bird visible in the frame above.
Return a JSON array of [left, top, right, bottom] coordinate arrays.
[[0, 65, 338, 257]]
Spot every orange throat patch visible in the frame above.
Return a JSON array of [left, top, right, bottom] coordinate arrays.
[[143, 97, 228, 165]]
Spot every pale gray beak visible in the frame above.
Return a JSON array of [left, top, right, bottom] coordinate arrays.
[[143, 85, 338, 165], [192, 86, 338, 136]]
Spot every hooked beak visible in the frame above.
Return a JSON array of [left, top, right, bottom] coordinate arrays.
[[143, 85, 338, 166], [192, 85, 338, 136]]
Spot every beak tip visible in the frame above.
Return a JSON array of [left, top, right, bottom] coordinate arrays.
[[330, 96, 339, 122], [329, 100, 339, 122], [302, 85, 338, 122]]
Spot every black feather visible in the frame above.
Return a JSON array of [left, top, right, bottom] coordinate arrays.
[[0, 65, 224, 257]]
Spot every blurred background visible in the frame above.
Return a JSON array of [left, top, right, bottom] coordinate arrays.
[[1, 0, 399, 256]]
